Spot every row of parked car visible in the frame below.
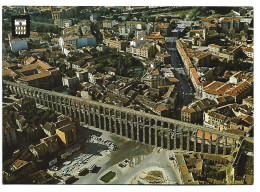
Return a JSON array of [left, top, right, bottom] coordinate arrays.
[[89, 135, 117, 151], [59, 153, 94, 177]]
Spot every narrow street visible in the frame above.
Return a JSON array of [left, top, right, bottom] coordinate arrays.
[[167, 37, 194, 120]]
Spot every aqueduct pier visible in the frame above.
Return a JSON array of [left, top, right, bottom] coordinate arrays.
[[3, 80, 243, 155]]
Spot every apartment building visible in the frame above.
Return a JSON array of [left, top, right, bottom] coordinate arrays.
[[104, 38, 128, 52]]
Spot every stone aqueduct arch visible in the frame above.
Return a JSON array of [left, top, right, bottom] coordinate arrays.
[[3, 80, 241, 155]]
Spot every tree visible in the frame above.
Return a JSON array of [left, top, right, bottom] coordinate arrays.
[[115, 8, 122, 15], [148, 17, 155, 23], [66, 69, 76, 78], [126, 13, 132, 21], [118, 55, 123, 75], [117, 17, 122, 22], [3, 76, 14, 82], [42, 34, 51, 41], [128, 31, 135, 40], [42, 26, 48, 33], [3, 19, 11, 31], [155, 17, 164, 22], [189, 7, 200, 19], [179, 12, 186, 20], [101, 60, 108, 67], [112, 15, 118, 21], [69, 87, 78, 96]]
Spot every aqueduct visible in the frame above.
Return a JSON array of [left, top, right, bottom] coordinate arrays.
[[3, 80, 242, 155]]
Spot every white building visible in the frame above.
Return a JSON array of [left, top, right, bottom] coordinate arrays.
[[62, 44, 79, 56], [103, 20, 117, 28], [119, 26, 133, 37], [59, 36, 79, 48], [76, 70, 88, 82], [130, 39, 147, 47], [59, 35, 96, 49], [54, 19, 72, 28]]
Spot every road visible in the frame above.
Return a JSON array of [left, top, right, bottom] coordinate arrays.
[[167, 37, 195, 120]]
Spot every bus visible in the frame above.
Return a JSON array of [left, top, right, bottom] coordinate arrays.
[[78, 167, 89, 176], [63, 175, 75, 184]]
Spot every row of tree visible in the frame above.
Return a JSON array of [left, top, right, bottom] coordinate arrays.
[[30, 22, 61, 34]]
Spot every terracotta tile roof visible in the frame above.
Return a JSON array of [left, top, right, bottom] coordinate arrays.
[[220, 17, 240, 22], [190, 68, 201, 86], [201, 18, 219, 21], [241, 115, 253, 126], [232, 72, 253, 82], [156, 22, 170, 29], [64, 36, 79, 40], [196, 52, 211, 60], [225, 81, 252, 96], [26, 57, 36, 64], [52, 37, 60, 41], [242, 47, 253, 52], [156, 103, 169, 112], [63, 26, 78, 33], [3, 61, 16, 68], [30, 48, 47, 53], [30, 32, 39, 36], [62, 44, 76, 50], [16, 64, 38, 73], [226, 46, 239, 52], [142, 33, 164, 39], [168, 77, 179, 83], [215, 83, 233, 94], [181, 106, 196, 113], [220, 19, 232, 22], [3, 69, 17, 78], [247, 76, 253, 84], [190, 29, 203, 33], [13, 159, 28, 169], [203, 81, 224, 91], [18, 72, 51, 81], [156, 53, 171, 58], [129, 21, 146, 25], [209, 44, 222, 48], [216, 96, 227, 104], [36, 60, 51, 70]]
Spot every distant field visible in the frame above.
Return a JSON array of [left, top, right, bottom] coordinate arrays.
[[148, 8, 194, 17]]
